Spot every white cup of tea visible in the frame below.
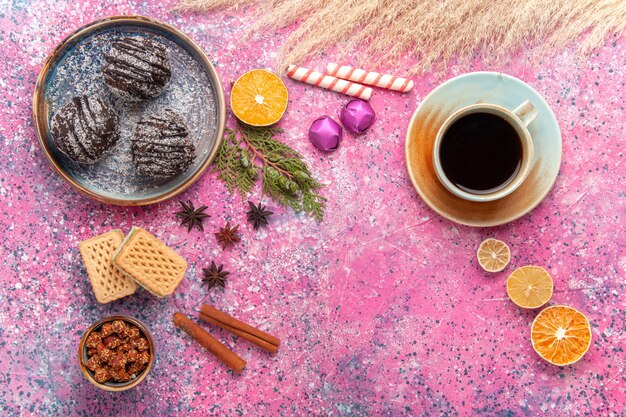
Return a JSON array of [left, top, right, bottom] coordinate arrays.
[[432, 100, 538, 202]]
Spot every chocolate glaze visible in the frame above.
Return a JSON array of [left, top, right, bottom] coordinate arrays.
[[132, 110, 195, 180], [50, 95, 120, 164], [103, 37, 171, 101]]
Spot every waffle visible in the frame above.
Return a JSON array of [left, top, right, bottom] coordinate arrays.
[[112, 227, 187, 298], [79, 230, 138, 304]]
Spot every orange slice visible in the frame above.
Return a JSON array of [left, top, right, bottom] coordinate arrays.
[[230, 69, 288, 126], [531, 305, 592, 366], [477, 238, 510, 272], [506, 266, 553, 308]]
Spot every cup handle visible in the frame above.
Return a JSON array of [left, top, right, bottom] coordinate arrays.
[[513, 100, 538, 127]]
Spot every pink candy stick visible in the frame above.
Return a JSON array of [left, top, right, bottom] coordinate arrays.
[[287, 65, 373, 100], [326, 63, 414, 93]]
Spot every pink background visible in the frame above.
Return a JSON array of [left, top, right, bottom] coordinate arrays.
[[1, 1, 625, 416]]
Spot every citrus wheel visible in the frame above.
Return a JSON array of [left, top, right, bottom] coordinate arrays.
[[230, 69, 288, 126], [477, 238, 510, 272], [531, 305, 592, 366], [506, 266, 553, 309]]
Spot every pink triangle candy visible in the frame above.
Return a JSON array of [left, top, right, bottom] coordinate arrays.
[[309, 116, 343, 152], [339, 99, 376, 134]]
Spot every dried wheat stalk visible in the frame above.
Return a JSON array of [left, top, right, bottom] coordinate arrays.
[[176, 0, 626, 75]]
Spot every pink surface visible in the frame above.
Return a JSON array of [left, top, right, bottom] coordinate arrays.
[[1, 1, 625, 416]]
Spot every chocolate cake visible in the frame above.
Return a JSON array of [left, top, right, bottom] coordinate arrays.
[[131, 110, 195, 180], [103, 37, 171, 101], [50, 96, 120, 164]]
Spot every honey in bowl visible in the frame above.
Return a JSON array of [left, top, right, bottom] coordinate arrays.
[[78, 315, 154, 391]]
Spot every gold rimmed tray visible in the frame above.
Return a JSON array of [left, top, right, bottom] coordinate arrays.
[[33, 16, 226, 205]]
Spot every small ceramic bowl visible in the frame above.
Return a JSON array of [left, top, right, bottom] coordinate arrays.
[[78, 315, 155, 391]]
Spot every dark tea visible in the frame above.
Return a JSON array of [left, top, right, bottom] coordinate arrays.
[[439, 112, 522, 194]]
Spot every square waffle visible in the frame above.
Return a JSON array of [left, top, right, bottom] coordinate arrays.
[[79, 229, 138, 304], [112, 227, 187, 298]]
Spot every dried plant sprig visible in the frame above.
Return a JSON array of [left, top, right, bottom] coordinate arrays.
[[212, 123, 326, 221], [176, 0, 626, 76]]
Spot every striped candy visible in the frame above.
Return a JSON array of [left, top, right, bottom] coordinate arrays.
[[287, 65, 373, 100], [326, 63, 414, 93]]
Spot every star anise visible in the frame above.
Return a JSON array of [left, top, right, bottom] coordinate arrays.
[[246, 201, 273, 230], [215, 222, 240, 249], [175, 200, 210, 232], [202, 261, 230, 290]]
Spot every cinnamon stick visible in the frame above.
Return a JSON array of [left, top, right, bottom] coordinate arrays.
[[173, 312, 246, 373], [198, 304, 280, 353], [199, 312, 279, 353]]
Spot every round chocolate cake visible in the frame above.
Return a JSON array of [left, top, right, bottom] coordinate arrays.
[[50, 96, 120, 164], [132, 110, 195, 180], [103, 37, 171, 101]]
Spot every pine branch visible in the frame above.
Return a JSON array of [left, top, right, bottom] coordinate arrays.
[[212, 123, 326, 221], [214, 128, 256, 196]]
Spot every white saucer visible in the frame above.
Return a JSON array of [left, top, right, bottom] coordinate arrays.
[[405, 72, 562, 227]]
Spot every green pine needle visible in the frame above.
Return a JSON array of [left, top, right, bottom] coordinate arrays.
[[212, 123, 326, 221]]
